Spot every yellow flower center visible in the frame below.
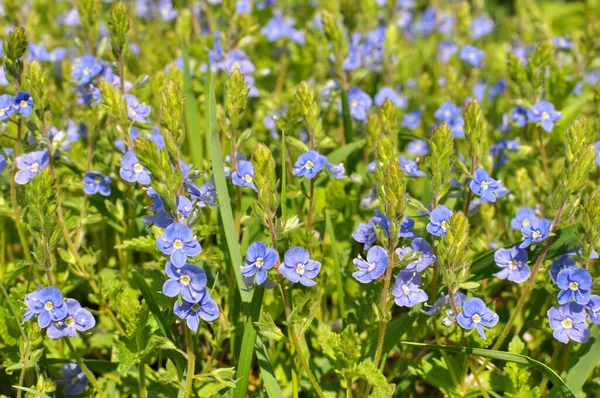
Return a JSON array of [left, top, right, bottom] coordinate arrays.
[[134, 163, 144, 173], [401, 284, 410, 295], [561, 318, 573, 329], [0, 109, 5, 116], [296, 263, 305, 275], [351, 99, 358, 107], [256, 257, 264, 268], [532, 230, 541, 238], [30, 162, 39, 173], [244, 174, 253, 183], [508, 260, 517, 270], [44, 301, 53, 311], [541, 111, 550, 119], [180, 275, 191, 286], [83, 67, 91, 75], [480, 181, 488, 189], [305, 160, 314, 170], [173, 239, 184, 249], [66, 317, 75, 327], [20, 100, 27, 108], [472, 314, 481, 323], [441, 220, 449, 230], [522, 218, 530, 226], [569, 281, 579, 291]]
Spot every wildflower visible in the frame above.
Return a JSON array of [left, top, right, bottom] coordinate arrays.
[[374, 86, 407, 108], [353, 221, 378, 250], [120, 150, 151, 185], [163, 262, 208, 302], [596, 141, 600, 166], [457, 297, 499, 340], [406, 139, 429, 156], [174, 291, 220, 331], [156, 223, 202, 267], [241, 241, 279, 285], [416, 7, 436, 37], [511, 107, 528, 127], [124, 94, 151, 123], [71, 55, 103, 85], [399, 216, 418, 238], [585, 295, 600, 324], [222, 49, 255, 75], [556, 268, 592, 305], [262, 11, 304, 44], [0, 94, 15, 120], [232, 160, 258, 191], [392, 270, 428, 307], [292, 150, 326, 179], [493, 246, 530, 283], [402, 110, 422, 129], [399, 156, 426, 177], [352, 245, 388, 283], [437, 41, 458, 63], [280, 246, 321, 287], [470, 15, 494, 40], [83, 172, 112, 196], [15, 150, 49, 185], [519, 217, 551, 248], [553, 36, 574, 50], [549, 254, 578, 284], [469, 168, 501, 202], [547, 303, 589, 344], [527, 101, 561, 133], [325, 161, 346, 179], [47, 299, 96, 339], [510, 207, 536, 230], [460, 45, 485, 67], [490, 139, 519, 167], [434, 102, 460, 124], [347, 87, 372, 120], [13, 92, 33, 117], [422, 292, 467, 316], [23, 286, 69, 328], [188, 181, 218, 207], [55, 364, 89, 395], [426, 205, 453, 237], [396, 238, 436, 272], [0, 148, 11, 172]]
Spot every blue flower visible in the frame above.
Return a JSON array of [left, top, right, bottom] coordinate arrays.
[[585, 295, 600, 324], [124, 94, 151, 123], [449, 116, 465, 138], [437, 41, 458, 63], [460, 45, 485, 67], [427, 205, 453, 237], [457, 297, 499, 339], [156, 223, 202, 267], [547, 303, 589, 344], [188, 181, 218, 207], [406, 139, 429, 156], [83, 172, 112, 196], [241, 241, 279, 285], [353, 221, 377, 250], [399, 156, 426, 177], [434, 102, 460, 124], [399, 216, 418, 239], [13, 92, 33, 117], [120, 150, 151, 184], [511, 107, 528, 127], [490, 139, 519, 167], [0, 93, 15, 120], [15, 150, 49, 185], [527, 101, 561, 133], [222, 49, 255, 75], [232, 160, 258, 191], [416, 7, 436, 37], [596, 141, 600, 166], [519, 217, 551, 248], [510, 207, 536, 230], [174, 291, 220, 331], [23, 286, 69, 329], [0, 148, 11, 172], [374, 86, 407, 108], [396, 238, 436, 272], [347, 87, 372, 120], [55, 363, 89, 395], [352, 245, 388, 283], [469, 168, 501, 202], [392, 270, 428, 307], [280, 246, 321, 287], [557, 268, 592, 305], [262, 11, 304, 45], [325, 161, 346, 179], [163, 261, 208, 303], [292, 150, 326, 179], [71, 55, 103, 85], [550, 254, 578, 284], [47, 299, 95, 340], [493, 246, 530, 283], [236, 0, 252, 15], [470, 15, 494, 40], [553, 36, 574, 50], [402, 110, 422, 129], [158, 0, 179, 21], [422, 292, 466, 317]]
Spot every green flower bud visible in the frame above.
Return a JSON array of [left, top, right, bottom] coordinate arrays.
[[440, 212, 470, 283], [78, 0, 101, 49], [3, 27, 28, 62], [427, 123, 454, 205], [565, 118, 593, 162], [366, 113, 382, 150], [25, 61, 49, 113], [160, 80, 186, 162], [375, 136, 405, 238], [322, 11, 348, 74], [108, 2, 130, 60], [579, 190, 600, 262], [225, 68, 249, 138], [296, 81, 323, 147], [253, 144, 279, 217], [381, 98, 397, 143]]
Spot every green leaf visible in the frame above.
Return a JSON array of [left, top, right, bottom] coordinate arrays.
[[369, 313, 418, 358], [254, 312, 286, 342], [550, 325, 600, 397], [340, 87, 353, 147], [254, 334, 283, 398], [401, 342, 575, 398], [470, 225, 579, 281], [346, 361, 395, 397], [182, 42, 204, 168], [12, 386, 52, 398], [132, 269, 174, 342], [114, 236, 160, 255], [325, 209, 345, 316], [327, 138, 365, 165]]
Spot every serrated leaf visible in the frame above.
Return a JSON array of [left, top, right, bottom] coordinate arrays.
[[346, 361, 395, 397], [115, 236, 160, 254], [254, 312, 286, 342]]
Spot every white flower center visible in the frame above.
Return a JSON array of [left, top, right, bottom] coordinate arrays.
[[0, 109, 5, 116], [66, 317, 75, 327], [561, 318, 573, 329], [401, 284, 410, 295], [244, 174, 253, 183], [508, 260, 517, 270], [296, 263, 305, 275], [173, 239, 184, 249], [443, 110, 451, 117], [367, 262, 377, 272], [522, 218, 530, 226], [472, 314, 481, 323], [134, 163, 144, 173], [541, 111, 550, 119], [83, 67, 90, 75], [44, 301, 53, 311], [351, 99, 358, 107], [20, 100, 27, 108], [480, 181, 488, 189], [30, 162, 39, 173], [256, 257, 264, 268], [569, 281, 579, 291], [532, 230, 541, 238], [441, 220, 449, 230], [305, 160, 314, 170], [180, 275, 191, 286]]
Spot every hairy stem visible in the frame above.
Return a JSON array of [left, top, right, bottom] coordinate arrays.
[[65, 338, 106, 398], [373, 239, 396, 369], [306, 179, 315, 252], [10, 118, 32, 263], [184, 327, 196, 398]]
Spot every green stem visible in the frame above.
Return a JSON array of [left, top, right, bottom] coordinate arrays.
[[64, 338, 105, 398], [10, 118, 32, 263], [306, 179, 315, 252], [137, 333, 147, 398], [373, 239, 396, 370], [184, 327, 196, 398], [539, 343, 562, 397]]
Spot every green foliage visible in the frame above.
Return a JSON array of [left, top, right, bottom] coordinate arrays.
[[427, 123, 454, 203], [108, 2, 130, 60]]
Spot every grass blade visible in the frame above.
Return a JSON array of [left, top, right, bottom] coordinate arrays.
[[327, 138, 365, 165], [255, 330, 284, 397], [12, 386, 52, 398], [401, 342, 575, 398], [325, 209, 345, 317], [132, 269, 174, 342], [182, 42, 204, 168]]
